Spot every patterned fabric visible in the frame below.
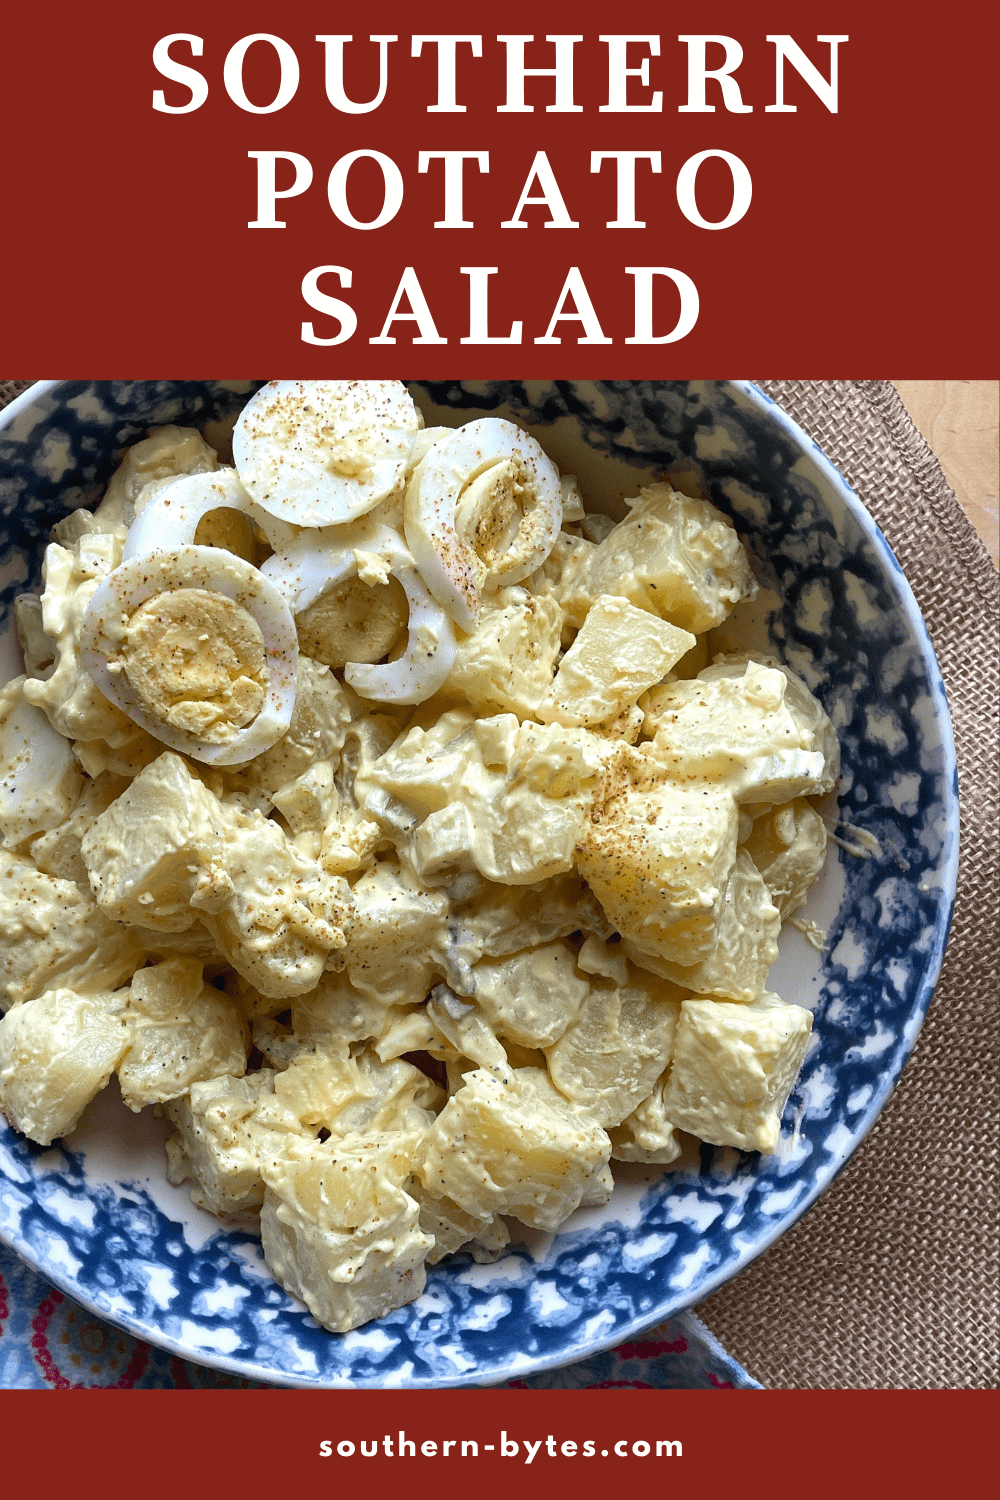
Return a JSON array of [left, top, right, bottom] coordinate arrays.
[[0, 1241, 757, 1389]]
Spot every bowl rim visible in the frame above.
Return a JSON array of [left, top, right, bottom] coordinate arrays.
[[0, 377, 960, 1387]]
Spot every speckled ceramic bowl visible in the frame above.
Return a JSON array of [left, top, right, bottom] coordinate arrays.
[[0, 380, 958, 1387]]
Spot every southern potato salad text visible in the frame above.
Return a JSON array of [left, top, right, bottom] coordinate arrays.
[[0, 380, 838, 1332]]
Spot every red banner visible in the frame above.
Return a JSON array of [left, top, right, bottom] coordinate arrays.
[[3, 1, 996, 372], [2, 1387, 996, 1493]]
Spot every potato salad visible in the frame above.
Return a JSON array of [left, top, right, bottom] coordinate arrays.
[[0, 380, 838, 1334]]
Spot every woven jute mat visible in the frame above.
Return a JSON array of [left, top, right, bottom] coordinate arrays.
[[1, 378, 996, 1389]]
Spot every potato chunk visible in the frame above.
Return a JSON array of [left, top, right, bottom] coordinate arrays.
[[663, 992, 813, 1153], [470, 941, 589, 1049], [545, 969, 683, 1127], [359, 712, 609, 886], [623, 851, 780, 1002], [118, 958, 248, 1110], [577, 768, 739, 965], [645, 658, 838, 804], [165, 1070, 282, 1214], [0, 987, 128, 1144], [416, 1066, 611, 1231], [609, 1075, 682, 1165], [743, 799, 828, 919], [0, 849, 145, 1012], [538, 595, 694, 727], [83, 752, 351, 998], [260, 1136, 432, 1333], [445, 587, 562, 718], [559, 483, 754, 634]]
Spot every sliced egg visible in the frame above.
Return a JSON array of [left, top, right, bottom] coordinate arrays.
[[261, 520, 412, 614], [345, 567, 456, 705], [79, 545, 298, 766], [403, 417, 563, 632], [233, 379, 420, 527], [261, 523, 455, 705], [122, 469, 256, 562]]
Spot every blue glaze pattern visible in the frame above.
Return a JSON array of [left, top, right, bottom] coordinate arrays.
[[0, 381, 958, 1388]]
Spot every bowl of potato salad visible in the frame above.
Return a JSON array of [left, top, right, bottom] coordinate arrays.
[[0, 380, 957, 1387]]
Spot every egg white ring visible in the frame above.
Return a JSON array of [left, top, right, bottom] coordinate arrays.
[[345, 568, 456, 706], [122, 469, 255, 561], [403, 417, 564, 634], [79, 544, 298, 767], [233, 379, 419, 528], [260, 522, 412, 615], [261, 528, 455, 706]]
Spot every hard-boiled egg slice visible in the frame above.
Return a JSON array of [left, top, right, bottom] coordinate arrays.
[[406, 424, 453, 475], [80, 545, 297, 766], [233, 379, 420, 527], [261, 523, 455, 705], [345, 567, 456, 705], [261, 520, 412, 614], [122, 469, 256, 561], [403, 417, 562, 632]]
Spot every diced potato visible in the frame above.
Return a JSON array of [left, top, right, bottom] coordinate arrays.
[[0, 987, 128, 1144], [118, 958, 248, 1110], [439, 875, 610, 997], [81, 752, 224, 931], [164, 1070, 283, 1214], [545, 969, 683, 1127], [416, 1066, 612, 1231], [22, 535, 155, 754], [445, 587, 562, 718], [609, 1075, 682, 1165], [470, 941, 589, 1049], [576, 933, 629, 986], [225, 656, 351, 803], [361, 713, 608, 887], [743, 799, 828, 920], [559, 484, 754, 634], [291, 972, 413, 1052], [343, 858, 449, 1007], [577, 767, 739, 965], [83, 752, 351, 999], [538, 596, 694, 727], [623, 851, 780, 1002], [206, 816, 351, 1000], [0, 677, 84, 848], [28, 772, 130, 887], [411, 1182, 510, 1265], [260, 1135, 432, 1333], [663, 992, 813, 1153], [0, 850, 145, 1011], [703, 654, 840, 787], [645, 658, 838, 804], [272, 1046, 442, 1140]]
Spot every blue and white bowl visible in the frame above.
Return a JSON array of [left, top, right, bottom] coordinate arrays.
[[0, 380, 959, 1387]]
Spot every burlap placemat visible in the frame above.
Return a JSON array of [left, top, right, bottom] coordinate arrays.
[[1, 379, 996, 1389]]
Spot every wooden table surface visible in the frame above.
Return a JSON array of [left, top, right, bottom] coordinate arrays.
[[892, 380, 998, 568]]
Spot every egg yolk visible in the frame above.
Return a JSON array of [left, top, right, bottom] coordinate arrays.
[[455, 459, 524, 570], [119, 588, 267, 744]]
